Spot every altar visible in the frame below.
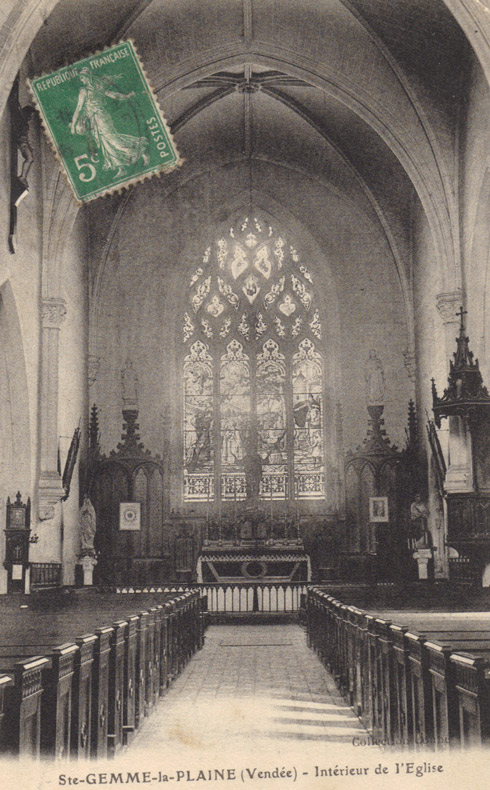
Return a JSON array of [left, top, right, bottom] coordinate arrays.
[[197, 509, 311, 584]]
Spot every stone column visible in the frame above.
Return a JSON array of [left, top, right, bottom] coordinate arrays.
[[88, 354, 100, 388], [436, 289, 464, 367], [38, 297, 67, 520], [413, 548, 434, 580], [436, 290, 473, 493]]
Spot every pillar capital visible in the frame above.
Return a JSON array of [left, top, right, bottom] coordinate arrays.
[[41, 297, 67, 329], [436, 290, 463, 324]]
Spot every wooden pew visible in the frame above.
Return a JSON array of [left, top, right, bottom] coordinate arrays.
[[366, 616, 381, 735], [91, 626, 113, 760], [450, 652, 490, 748], [375, 618, 396, 743], [358, 613, 372, 729], [0, 642, 78, 760], [0, 590, 205, 760], [424, 641, 460, 750], [149, 607, 162, 705], [0, 674, 14, 747], [40, 642, 78, 759], [123, 616, 138, 745], [406, 632, 433, 748], [107, 621, 127, 755], [390, 624, 412, 748], [1, 655, 50, 757], [71, 634, 97, 759], [135, 611, 149, 726]]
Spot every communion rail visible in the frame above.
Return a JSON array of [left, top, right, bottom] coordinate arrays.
[[0, 590, 206, 759], [306, 586, 490, 750], [111, 582, 308, 615]]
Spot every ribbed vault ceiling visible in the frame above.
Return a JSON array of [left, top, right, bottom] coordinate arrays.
[[27, 0, 471, 294]]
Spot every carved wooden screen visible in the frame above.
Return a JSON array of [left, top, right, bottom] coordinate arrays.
[[344, 407, 408, 558], [90, 411, 166, 585]]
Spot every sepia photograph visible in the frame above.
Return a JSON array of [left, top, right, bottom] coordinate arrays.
[[0, 0, 489, 787]]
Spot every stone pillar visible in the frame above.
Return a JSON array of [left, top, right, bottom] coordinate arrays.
[[433, 290, 465, 580], [413, 548, 434, 580], [436, 290, 463, 356], [88, 355, 100, 388], [38, 297, 67, 521], [78, 554, 97, 586]]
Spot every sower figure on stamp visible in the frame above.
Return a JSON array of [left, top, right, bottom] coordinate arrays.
[[70, 67, 149, 177]]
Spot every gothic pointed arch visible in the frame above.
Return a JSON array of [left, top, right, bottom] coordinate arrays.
[[182, 214, 330, 505]]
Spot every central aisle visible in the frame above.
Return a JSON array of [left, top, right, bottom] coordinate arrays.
[[131, 624, 372, 761]]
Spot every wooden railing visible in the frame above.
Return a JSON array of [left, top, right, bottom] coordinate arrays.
[[0, 590, 206, 759], [110, 582, 307, 614], [448, 556, 481, 586], [30, 563, 62, 588], [306, 587, 490, 750], [202, 582, 307, 613]]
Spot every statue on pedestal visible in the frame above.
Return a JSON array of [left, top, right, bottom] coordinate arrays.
[[79, 495, 96, 554], [410, 494, 431, 549], [121, 360, 138, 408], [365, 350, 384, 406], [243, 444, 263, 502]]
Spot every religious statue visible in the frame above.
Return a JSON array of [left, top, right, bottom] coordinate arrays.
[[121, 360, 138, 407], [13, 104, 36, 185], [239, 427, 263, 502], [8, 82, 37, 252], [364, 350, 384, 406], [410, 494, 431, 549], [79, 495, 96, 552], [243, 447, 263, 501]]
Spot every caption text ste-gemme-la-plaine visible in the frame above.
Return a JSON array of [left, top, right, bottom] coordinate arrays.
[[58, 761, 444, 785]]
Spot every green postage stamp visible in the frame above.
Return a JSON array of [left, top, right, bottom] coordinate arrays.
[[28, 41, 181, 202]]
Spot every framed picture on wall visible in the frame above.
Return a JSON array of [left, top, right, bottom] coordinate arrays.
[[119, 502, 141, 531], [369, 496, 389, 523]]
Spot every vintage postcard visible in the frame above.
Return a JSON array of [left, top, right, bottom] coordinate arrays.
[[1, 0, 490, 789]]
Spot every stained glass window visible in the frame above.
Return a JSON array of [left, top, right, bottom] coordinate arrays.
[[183, 341, 214, 501], [220, 339, 250, 500], [182, 216, 325, 502], [257, 339, 287, 499]]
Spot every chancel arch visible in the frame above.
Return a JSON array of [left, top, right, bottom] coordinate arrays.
[[2, 0, 490, 598]]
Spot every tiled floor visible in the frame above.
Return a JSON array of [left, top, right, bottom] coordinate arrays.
[[132, 624, 371, 763]]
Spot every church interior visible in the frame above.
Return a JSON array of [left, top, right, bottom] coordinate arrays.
[[2, 0, 490, 764]]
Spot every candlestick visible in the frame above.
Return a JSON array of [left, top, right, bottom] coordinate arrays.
[[295, 475, 299, 520], [218, 479, 222, 533]]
